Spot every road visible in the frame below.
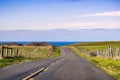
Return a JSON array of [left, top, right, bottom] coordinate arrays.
[[0, 48, 115, 80]]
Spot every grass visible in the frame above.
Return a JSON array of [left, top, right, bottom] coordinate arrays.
[[69, 45, 120, 80], [0, 46, 52, 58], [0, 57, 31, 69], [74, 41, 120, 50], [72, 41, 120, 46], [0, 46, 61, 69], [50, 47, 60, 58]]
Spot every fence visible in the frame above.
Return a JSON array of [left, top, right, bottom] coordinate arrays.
[[74, 46, 120, 59], [0, 45, 53, 59], [0, 45, 20, 58]]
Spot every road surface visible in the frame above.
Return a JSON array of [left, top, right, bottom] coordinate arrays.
[[0, 48, 115, 80]]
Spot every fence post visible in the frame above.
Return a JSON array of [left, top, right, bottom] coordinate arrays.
[[14, 48, 16, 57], [16, 48, 18, 57], [106, 48, 109, 58], [116, 47, 118, 59], [9, 48, 11, 57], [117, 48, 120, 59], [6, 47, 8, 57], [11, 48, 13, 57], [96, 50, 99, 57], [1, 45, 4, 58], [108, 45, 113, 58]]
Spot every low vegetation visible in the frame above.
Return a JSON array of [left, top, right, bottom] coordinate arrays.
[[72, 41, 120, 46], [50, 47, 60, 58], [0, 58, 33, 68], [70, 41, 120, 53], [0, 46, 53, 58], [0, 45, 61, 68]]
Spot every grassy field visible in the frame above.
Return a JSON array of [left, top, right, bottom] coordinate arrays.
[[0, 46, 53, 58], [68, 41, 120, 80], [71, 41, 120, 52], [0, 46, 60, 68], [73, 41, 120, 46]]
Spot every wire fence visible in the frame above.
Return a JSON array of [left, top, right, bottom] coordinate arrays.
[[0, 45, 53, 59], [73, 46, 120, 59]]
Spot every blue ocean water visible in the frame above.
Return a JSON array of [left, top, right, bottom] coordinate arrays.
[[47, 42, 80, 46], [0, 41, 81, 46]]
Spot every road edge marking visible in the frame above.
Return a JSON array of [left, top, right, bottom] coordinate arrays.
[[22, 68, 45, 80]]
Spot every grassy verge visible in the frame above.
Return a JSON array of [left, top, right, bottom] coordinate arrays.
[[70, 47, 120, 80], [0, 47, 60, 69], [0, 58, 34, 69], [50, 47, 60, 58]]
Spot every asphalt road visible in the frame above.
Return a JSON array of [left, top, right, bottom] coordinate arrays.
[[0, 48, 115, 80], [0, 56, 61, 80]]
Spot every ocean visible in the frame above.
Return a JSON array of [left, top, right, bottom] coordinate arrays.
[[0, 41, 81, 46]]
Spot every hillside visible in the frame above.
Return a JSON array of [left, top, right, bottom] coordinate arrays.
[[71, 41, 120, 46], [24, 42, 52, 46]]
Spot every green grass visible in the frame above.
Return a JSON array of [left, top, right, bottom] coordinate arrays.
[[17, 46, 51, 58], [71, 41, 120, 46], [50, 47, 60, 58], [70, 47, 120, 80], [69, 41, 120, 56], [0, 57, 32, 69]]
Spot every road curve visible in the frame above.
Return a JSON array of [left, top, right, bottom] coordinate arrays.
[[34, 48, 115, 80], [0, 48, 115, 80]]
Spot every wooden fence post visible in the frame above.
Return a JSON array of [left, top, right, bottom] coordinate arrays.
[[11, 48, 13, 57], [118, 48, 119, 58], [106, 48, 109, 58], [96, 50, 99, 57], [6, 47, 8, 57], [1, 45, 4, 58], [9, 48, 11, 57], [116, 47, 118, 59], [108, 45, 113, 58], [16, 48, 18, 57]]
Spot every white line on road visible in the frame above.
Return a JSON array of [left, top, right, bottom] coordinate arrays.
[[22, 68, 45, 80]]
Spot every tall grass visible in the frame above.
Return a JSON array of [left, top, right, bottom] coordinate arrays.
[[0, 46, 61, 68], [50, 47, 60, 58], [0, 46, 52, 58]]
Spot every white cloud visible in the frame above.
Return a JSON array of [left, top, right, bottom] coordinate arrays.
[[27, 22, 120, 30], [1, 21, 120, 30], [55, 22, 120, 30], [1, 22, 120, 30], [76, 11, 120, 17]]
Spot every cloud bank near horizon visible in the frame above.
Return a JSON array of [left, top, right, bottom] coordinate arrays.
[[0, 29, 120, 41]]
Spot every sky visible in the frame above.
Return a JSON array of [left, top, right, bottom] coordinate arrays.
[[0, 0, 120, 41]]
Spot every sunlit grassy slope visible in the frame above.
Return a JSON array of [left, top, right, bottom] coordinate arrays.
[[70, 41, 120, 53]]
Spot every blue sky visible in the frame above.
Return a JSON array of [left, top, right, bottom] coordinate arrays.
[[0, 0, 120, 41]]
